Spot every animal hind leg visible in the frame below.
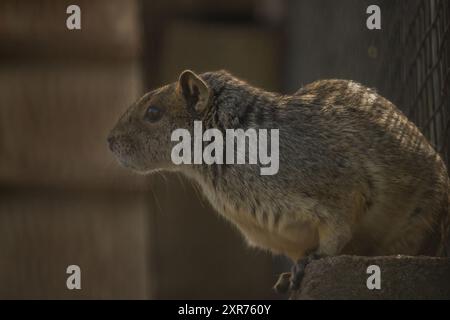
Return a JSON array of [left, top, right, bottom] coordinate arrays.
[[274, 218, 353, 294]]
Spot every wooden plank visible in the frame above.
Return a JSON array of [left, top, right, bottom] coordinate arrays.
[[0, 0, 141, 61], [0, 190, 151, 299], [294, 256, 450, 300], [0, 62, 145, 191], [159, 21, 281, 92]]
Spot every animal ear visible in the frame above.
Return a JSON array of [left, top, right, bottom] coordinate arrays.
[[177, 70, 211, 113]]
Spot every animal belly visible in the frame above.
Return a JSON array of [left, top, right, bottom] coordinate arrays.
[[232, 215, 319, 261]]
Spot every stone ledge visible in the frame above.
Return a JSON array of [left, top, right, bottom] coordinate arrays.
[[293, 255, 450, 300]]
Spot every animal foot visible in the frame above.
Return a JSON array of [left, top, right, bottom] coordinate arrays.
[[289, 253, 321, 291], [273, 272, 291, 294], [273, 253, 322, 294]]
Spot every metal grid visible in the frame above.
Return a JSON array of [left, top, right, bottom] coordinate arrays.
[[377, 0, 450, 169]]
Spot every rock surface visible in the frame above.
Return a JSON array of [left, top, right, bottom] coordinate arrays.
[[293, 255, 450, 300]]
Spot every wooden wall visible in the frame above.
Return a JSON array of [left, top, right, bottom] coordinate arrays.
[[141, 1, 281, 299], [0, 0, 150, 299], [0, 0, 280, 299]]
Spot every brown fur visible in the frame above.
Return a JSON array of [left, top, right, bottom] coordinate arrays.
[[108, 70, 450, 265]]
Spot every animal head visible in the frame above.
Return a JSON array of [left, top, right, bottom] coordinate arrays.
[[107, 70, 211, 173]]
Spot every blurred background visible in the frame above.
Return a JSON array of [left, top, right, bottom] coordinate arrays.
[[0, 0, 448, 299]]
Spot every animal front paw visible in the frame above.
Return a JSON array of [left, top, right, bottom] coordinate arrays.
[[289, 253, 322, 291], [273, 253, 322, 294], [273, 272, 291, 294]]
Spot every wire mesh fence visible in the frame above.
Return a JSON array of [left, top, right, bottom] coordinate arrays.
[[376, 0, 450, 170]]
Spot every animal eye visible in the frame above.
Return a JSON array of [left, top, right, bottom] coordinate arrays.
[[144, 105, 164, 122]]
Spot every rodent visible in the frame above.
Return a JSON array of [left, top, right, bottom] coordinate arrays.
[[108, 69, 450, 293]]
